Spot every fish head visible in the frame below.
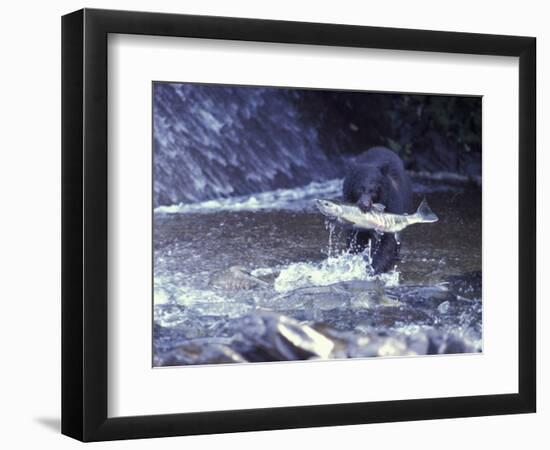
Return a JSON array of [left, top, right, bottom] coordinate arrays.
[[316, 199, 343, 218]]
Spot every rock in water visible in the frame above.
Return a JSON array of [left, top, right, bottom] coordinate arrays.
[[316, 326, 430, 358], [234, 311, 334, 361], [210, 265, 270, 290], [437, 300, 451, 314]]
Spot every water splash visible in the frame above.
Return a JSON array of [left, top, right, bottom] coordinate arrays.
[[273, 251, 399, 293], [325, 220, 337, 258]]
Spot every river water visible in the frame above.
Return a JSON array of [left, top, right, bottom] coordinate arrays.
[[153, 179, 482, 366]]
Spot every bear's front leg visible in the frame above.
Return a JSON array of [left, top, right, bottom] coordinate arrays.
[[346, 230, 373, 255], [370, 233, 399, 274]]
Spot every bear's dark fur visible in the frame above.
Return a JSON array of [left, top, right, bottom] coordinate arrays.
[[342, 146, 413, 273]]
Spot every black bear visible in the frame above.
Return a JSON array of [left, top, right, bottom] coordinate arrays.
[[342, 146, 413, 273]]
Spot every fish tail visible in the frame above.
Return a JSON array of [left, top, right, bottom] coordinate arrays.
[[416, 197, 438, 223]]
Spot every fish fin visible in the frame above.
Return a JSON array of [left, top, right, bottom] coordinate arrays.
[[372, 203, 386, 212], [416, 197, 438, 223]]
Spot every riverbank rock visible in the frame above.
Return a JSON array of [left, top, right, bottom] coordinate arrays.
[[153, 310, 481, 367], [232, 311, 334, 361]]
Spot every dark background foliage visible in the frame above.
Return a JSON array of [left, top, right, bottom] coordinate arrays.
[[297, 90, 481, 176]]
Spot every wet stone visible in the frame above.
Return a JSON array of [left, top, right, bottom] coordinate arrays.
[[156, 340, 247, 366], [437, 300, 451, 314], [232, 312, 334, 361]]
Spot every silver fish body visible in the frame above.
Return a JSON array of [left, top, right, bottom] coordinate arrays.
[[316, 198, 438, 233]]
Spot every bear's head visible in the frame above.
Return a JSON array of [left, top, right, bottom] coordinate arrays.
[[343, 163, 388, 212]]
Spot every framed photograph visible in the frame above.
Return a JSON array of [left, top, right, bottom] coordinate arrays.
[[61, 8, 536, 442]]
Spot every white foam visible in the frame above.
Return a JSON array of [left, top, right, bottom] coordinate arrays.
[[154, 177, 455, 215], [154, 179, 343, 214], [273, 251, 400, 293]]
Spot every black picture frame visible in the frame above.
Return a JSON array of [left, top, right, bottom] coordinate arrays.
[[61, 8, 536, 442]]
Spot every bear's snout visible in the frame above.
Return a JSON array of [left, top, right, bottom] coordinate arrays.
[[357, 194, 373, 212]]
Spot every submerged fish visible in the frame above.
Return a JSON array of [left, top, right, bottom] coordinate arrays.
[[316, 198, 438, 233], [210, 266, 270, 290]]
